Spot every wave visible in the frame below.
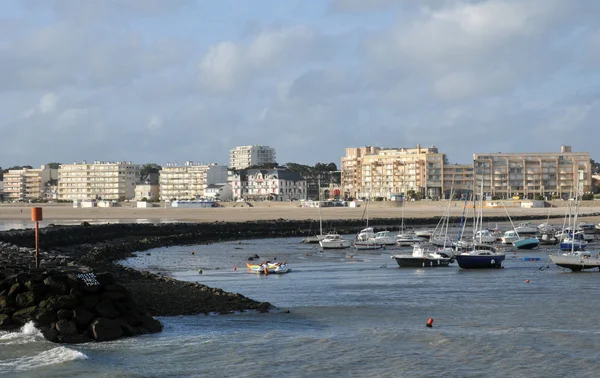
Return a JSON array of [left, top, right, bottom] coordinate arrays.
[[0, 322, 88, 374], [0, 346, 88, 373], [0, 322, 43, 345]]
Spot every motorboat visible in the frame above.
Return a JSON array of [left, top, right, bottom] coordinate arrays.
[[319, 234, 352, 249], [549, 251, 600, 272], [538, 223, 556, 233], [514, 222, 538, 234], [455, 245, 505, 269], [246, 261, 291, 274], [559, 235, 587, 251], [474, 229, 496, 244], [414, 229, 434, 239], [577, 222, 597, 233], [303, 234, 326, 244], [512, 237, 539, 250], [391, 243, 452, 268], [395, 232, 423, 247], [501, 230, 520, 244], [371, 230, 396, 246], [430, 235, 453, 248], [354, 229, 381, 250], [537, 232, 558, 245]]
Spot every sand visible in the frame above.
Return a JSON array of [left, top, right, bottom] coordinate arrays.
[[1, 201, 599, 224]]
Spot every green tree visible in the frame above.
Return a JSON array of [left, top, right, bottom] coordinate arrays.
[[141, 163, 162, 176], [46, 162, 61, 169]]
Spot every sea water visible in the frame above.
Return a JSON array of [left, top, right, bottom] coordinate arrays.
[[2, 236, 600, 377]]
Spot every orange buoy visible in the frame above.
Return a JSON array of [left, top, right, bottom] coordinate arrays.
[[426, 318, 434, 328], [525, 279, 530, 283]]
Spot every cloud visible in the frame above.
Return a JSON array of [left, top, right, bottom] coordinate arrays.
[[147, 115, 163, 130], [198, 26, 328, 92]]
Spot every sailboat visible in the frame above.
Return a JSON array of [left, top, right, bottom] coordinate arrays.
[[550, 174, 600, 271], [455, 180, 505, 269], [353, 200, 381, 250], [501, 201, 539, 250], [395, 191, 423, 246], [303, 179, 326, 243]]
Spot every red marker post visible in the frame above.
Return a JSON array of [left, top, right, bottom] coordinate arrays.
[[31, 207, 43, 268]]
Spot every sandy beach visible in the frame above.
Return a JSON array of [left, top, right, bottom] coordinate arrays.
[[1, 201, 599, 225]]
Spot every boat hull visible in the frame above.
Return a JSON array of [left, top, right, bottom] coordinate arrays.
[[513, 238, 539, 250], [549, 254, 600, 272], [392, 256, 451, 268], [455, 254, 505, 269], [354, 242, 382, 250]]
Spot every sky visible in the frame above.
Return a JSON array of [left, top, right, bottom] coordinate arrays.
[[1, 0, 600, 169]]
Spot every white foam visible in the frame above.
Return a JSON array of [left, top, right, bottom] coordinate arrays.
[[0, 322, 43, 344], [0, 346, 88, 373]]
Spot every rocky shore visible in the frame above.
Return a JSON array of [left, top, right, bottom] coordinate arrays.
[[0, 214, 593, 343]]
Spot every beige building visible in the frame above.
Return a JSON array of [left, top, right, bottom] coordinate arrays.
[[341, 145, 448, 199], [442, 164, 474, 198], [229, 145, 276, 169], [3, 165, 58, 202], [159, 162, 228, 201], [473, 145, 591, 199], [58, 161, 141, 201]]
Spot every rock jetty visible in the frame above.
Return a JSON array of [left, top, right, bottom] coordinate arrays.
[[0, 269, 162, 343]]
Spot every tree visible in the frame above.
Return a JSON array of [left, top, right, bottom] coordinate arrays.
[[246, 162, 279, 170], [141, 163, 162, 176], [46, 162, 61, 169], [591, 159, 600, 174]]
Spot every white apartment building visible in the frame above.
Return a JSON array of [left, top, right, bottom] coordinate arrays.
[[230, 168, 306, 201], [204, 183, 233, 201], [3, 165, 58, 202], [473, 145, 591, 199], [159, 162, 228, 201], [229, 145, 276, 169], [58, 161, 141, 201]]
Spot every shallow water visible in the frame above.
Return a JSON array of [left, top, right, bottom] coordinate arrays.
[[2, 235, 600, 377]]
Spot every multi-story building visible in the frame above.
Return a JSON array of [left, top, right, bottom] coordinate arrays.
[[473, 145, 591, 199], [341, 145, 448, 200], [230, 168, 306, 201], [134, 173, 159, 201], [442, 164, 474, 199], [58, 161, 140, 201], [229, 145, 276, 169], [159, 162, 228, 201], [3, 165, 58, 202], [0, 181, 4, 201]]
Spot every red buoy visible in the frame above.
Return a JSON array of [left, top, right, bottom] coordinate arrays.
[[234, 267, 237, 271], [525, 279, 530, 283], [426, 318, 434, 328]]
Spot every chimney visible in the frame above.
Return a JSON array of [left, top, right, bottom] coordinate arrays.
[[561, 145, 572, 153]]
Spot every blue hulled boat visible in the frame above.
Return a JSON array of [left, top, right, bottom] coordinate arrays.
[[455, 245, 505, 269]]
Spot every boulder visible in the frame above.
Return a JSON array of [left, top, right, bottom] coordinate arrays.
[[56, 295, 77, 310], [58, 333, 91, 344], [89, 318, 123, 341], [0, 314, 12, 327], [0, 296, 8, 310], [73, 307, 95, 328], [43, 276, 69, 295], [140, 314, 163, 333], [57, 309, 73, 320], [40, 327, 58, 342], [55, 319, 78, 335], [15, 291, 37, 308], [95, 299, 120, 319], [7, 283, 21, 297], [82, 295, 100, 310], [12, 306, 38, 325], [35, 309, 58, 326]]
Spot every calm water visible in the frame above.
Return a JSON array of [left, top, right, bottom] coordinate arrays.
[[2, 235, 600, 377]]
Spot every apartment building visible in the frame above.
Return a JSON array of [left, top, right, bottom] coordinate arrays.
[[58, 161, 141, 201], [159, 162, 228, 201], [229, 145, 276, 169], [230, 168, 306, 201], [3, 165, 58, 202], [341, 145, 448, 199], [442, 164, 474, 198], [473, 145, 591, 199]]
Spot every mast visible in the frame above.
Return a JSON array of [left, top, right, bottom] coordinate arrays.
[[456, 182, 471, 243], [318, 177, 323, 236]]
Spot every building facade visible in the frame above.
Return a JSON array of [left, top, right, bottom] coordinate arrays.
[[204, 183, 233, 201], [341, 145, 448, 200], [58, 161, 140, 201], [473, 145, 591, 199], [230, 168, 306, 201], [159, 162, 228, 201], [3, 165, 58, 202], [229, 145, 276, 169], [134, 173, 159, 201]]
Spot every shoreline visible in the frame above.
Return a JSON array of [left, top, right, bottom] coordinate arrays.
[[1, 201, 599, 225]]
